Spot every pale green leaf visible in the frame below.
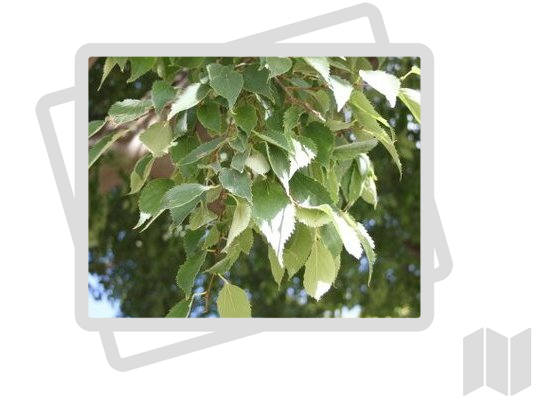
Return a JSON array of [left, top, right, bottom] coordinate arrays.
[[129, 153, 155, 194], [236, 228, 254, 254], [354, 109, 401, 176], [170, 198, 201, 227], [179, 138, 225, 165], [140, 122, 173, 157], [224, 200, 251, 252], [265, 57, 292, 78], [161, 183, 211, 210], [168, 83, 210, 119], [328, 75, 353, 111], [189, 204, 217, 230], [152, 80, 176, 115], [295, 206, 332, 228], [245, 149, 270, 175], [332, 139, 378, 160], [252, 179, 296, 266], [330, 209, 363, 261], [289, 137, 317, 177], [166, 299, 192, 318], [349, 90, 393, 134], [88, 120, 105, 138], [234, 105, 257, 134], [88, 131, 125, 168], [359, 69, 401, 108], [304, 238, 336, 300], [203, 226, 220, 249], [128, 57, 156, 83], [345, 214, 376, 285], [268, 247, 285, 287], [108, 99, 152, 125], [230, 145, 251, 173], [207, 63, 244, 108], [361, 176, 378, 207], [283, 223, 313, 277], [398, 88, 421, 123], [266, 143, 291, 192], [206, 248, 241, 274], [176, 252, 207, 298], [217, 283, 251, 318], [304, 57, 331, 81]]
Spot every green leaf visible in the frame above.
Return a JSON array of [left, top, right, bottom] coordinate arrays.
[[328, 75, 353, 112], [301, 122, 334, 168], [170, 198, 201, 227], [129, 153, 155, 194], [347, 214, 376, 285], [346, 163, 364, 207], [289, 137, 316, 176], [128, 57, 156, 83], [361, 176, 378, 207], [289, 172, 333, 207], [320, 223, 343, 258], [252, 179, 296, 266], [140, 122, 173, 157], [165, 299, 192, 318], [332, 139, 378, 160], [183, 228, 206, 256], [243, 65, 272, 99], [283, 105, 304, 133], [151, 80, 176, 115], [236, 228, 254, 254], [253, 129, 292, 153], [398, 88, 421, 123], [230, 145, 251, 173], [349, 90, 393, 133], [197, 102, 222, 133], [303, 238, 336, 300], [245, 149, 270, 175], [283, 223, 313, 278], [179, 138, 225, 165], [217, 283, 251, 318], [265, 57, 292, 78], [268, 247, 285, 287], [203, 226, 220, 249], [207, 63, 244, 108], [99, 57, 117, 90], [354, 109, 401, 176], [359, 69, 401, 108], [134, 178, 174, 230], [330, 209, 363, 261], [108, 99, 152, 125], [234, 105, 257, 134], [218, 168, 253, 203], [224, 199, 251, 252], [88, 131, 125, 168], [206, 248, 241, 275], [176, 252, 207, 298], [304, 57, 331, 81], [161, 183, 211, 210], [400, 65, 421, 81], [189, 204, 217, 230], [266, 143, 291, 192], [88, 120, 105, 138], [296, 206, 332, 228], [168, 83, 210, 119]]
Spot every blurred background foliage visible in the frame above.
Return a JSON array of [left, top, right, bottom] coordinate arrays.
[[89, 57, 420, 318]]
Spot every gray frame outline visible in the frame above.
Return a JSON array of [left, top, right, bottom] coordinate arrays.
[[36, 4, 452, 370]]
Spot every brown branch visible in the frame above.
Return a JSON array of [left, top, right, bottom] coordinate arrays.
[[274, 77, 325, 122]]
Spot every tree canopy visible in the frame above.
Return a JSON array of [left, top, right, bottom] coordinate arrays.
[[88, 56, 421, 318]]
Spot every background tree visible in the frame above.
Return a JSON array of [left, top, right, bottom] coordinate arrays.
[[88, 56, 421, 318]]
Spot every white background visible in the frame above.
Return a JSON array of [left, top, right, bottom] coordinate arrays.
[[1, 0, 536, 402]]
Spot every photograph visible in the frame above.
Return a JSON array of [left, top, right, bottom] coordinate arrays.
[[88, 56, 421, 318]]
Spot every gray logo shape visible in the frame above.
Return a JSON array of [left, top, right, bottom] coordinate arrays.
[[35, 3, 452, 371], [464, 328, 532, 396]]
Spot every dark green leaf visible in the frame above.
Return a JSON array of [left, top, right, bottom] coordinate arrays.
[[332, 139, 379, 160], [234, 105, 257, 134], [128, 57, 156, 83], [265, 57, 292, 77], [243, 65, 272, 99], [301, 122, 334, 168], [108, 99, 152, 125], [166, 299, 192, 318], [88, 131, 124, 168], [197, 102, 222, 133]]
